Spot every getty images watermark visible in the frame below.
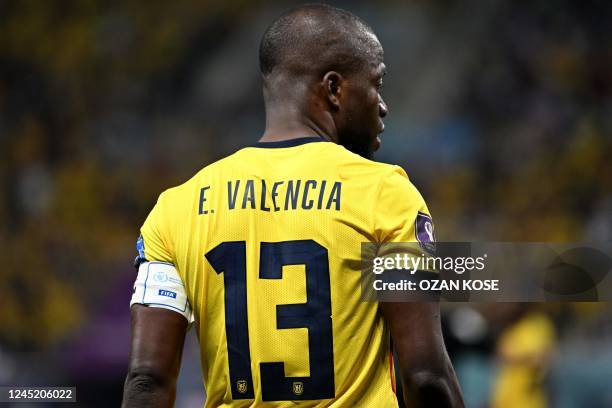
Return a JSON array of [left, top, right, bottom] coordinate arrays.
[[361, 242, 612, 302], [371, 251, 497, 292]]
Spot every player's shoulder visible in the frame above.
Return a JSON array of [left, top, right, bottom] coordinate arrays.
[[327, 143, 406, 176], [328, 144, 420, 195], [155, 151, 241, 204]]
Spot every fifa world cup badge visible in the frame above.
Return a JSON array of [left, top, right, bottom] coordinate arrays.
[[415, 212, 436, 254]]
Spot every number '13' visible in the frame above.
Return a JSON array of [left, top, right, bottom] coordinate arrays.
[[205, 239, 335, 401]]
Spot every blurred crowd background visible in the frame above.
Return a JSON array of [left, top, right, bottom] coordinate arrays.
[[0, 0, 611, 406]]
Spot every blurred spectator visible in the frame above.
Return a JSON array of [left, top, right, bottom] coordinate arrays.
[[491, 305, 556, 408]]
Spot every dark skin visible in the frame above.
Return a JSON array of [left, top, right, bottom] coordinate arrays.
[[380, 302, 464, 408], [123, 11, 463, 408], [260, 48, 387, 158], [122, 305, 187, 408]]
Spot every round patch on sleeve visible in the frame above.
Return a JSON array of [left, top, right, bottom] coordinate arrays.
[[415, 212, 436, 254]]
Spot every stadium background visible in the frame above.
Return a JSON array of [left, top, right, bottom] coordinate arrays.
[[0, 0, 611, 406]]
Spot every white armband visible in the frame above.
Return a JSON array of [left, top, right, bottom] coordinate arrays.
[[131, 261, 194, 323]]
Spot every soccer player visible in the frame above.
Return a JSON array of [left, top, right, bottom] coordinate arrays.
[[122, 4, 463, 407]]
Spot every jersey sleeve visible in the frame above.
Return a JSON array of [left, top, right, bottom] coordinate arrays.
[[374, 166, 434, 243], [139, 191, 175, 264], [131, 191, 194, 323], [373, 166, 437, 271]]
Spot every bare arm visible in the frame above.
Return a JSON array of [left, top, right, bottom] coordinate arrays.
[[380, 302, 464, 408], [122, 304, 188, 408]]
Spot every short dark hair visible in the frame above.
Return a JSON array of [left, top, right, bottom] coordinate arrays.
[[259, 4, 381, 78]]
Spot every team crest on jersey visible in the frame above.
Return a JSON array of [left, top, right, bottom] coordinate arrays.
[[236, 380, 248, 394], [134, 235, 148, 268], [292, 382, 304, 396], [415, 212, 436, 255], [136, 235, 146, 258]]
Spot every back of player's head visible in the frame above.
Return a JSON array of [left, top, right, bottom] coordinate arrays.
[[259, 4, 381, 80]]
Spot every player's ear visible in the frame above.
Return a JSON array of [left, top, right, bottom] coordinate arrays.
[[323, 71, 344, 111]]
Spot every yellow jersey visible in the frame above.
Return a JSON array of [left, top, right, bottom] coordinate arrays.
[[139, 137, 432, 407]]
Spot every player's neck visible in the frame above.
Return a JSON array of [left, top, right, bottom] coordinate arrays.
[[259, 128, 329, 143], [260, 107, 337, 144]]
